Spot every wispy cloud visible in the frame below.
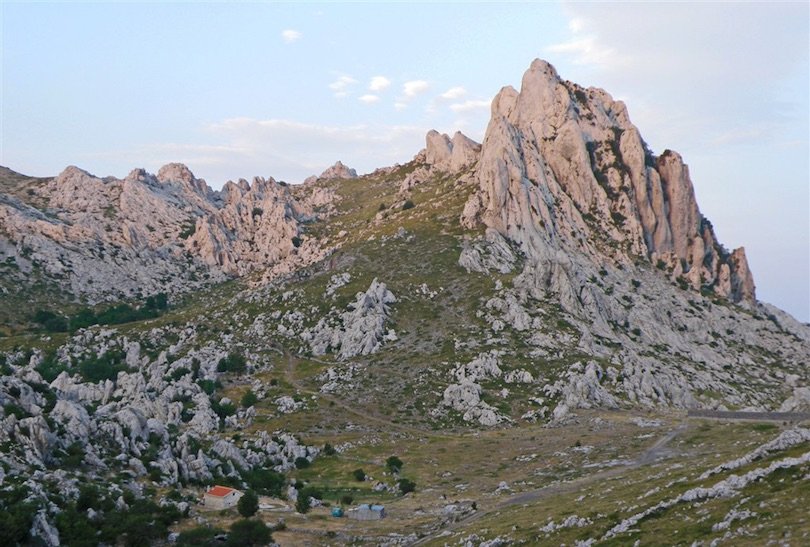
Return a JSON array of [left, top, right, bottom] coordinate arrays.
[[440, 86, 467, 100], [328, 75, 357, 98], [359, 94, 380, 104], [545, 35, 621, 69], [200, 117, 429, 183], [449, 100, 490, 113], [402, 80, 429, 99], [281, 29, 302, 44], [369, 76, 391, 92]]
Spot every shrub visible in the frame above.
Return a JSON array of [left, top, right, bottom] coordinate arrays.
[[78, 349, 129, 383], [352, 468, 366, 481], [295, 491, 311, 514], [237, 490, 259, 518], [385, 456, 403, 473], [242, 468, 285, 497], [401, 200, 415, 210], [340, 494, 353, 506], [176, 526, 224, 546], [197, 379, 218, 395], [252, 207, 263, 217], [322, 443, 336, 456], [210, 399, 236, 419], [240, 390, 258, 408], [291, 236, 303, 248], [227, 519, 271, 546], [397, 478, 416, 494], [294, 456, 310, 469], [33, 309, 68, 332], [217, 353, 247, 374]]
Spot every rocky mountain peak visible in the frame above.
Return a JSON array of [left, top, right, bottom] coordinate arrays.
[[463, 58, 756, 305], [424, 129, 481, 172], [320, 161, 358, 180], [156, 162, 195, 184]]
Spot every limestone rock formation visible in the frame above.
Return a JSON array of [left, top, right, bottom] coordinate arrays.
[[0, 164, 323, 302], [425, 130, 481, 172], [461, 59, 756, 305], [303, 161, 358, 184]]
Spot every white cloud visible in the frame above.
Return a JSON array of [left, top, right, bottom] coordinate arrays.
[[394, 102, 407, 111], [545, 35, 622, 69], [440, 86, 467, 100], [369, 76, 391, 92], [198, 117, 429, 184], [281, 29, 302, 44], [328, 75, 357, 98], [449, 100, 490, 113], [402, 80, 430, 99], [359, 94, 380, 104]]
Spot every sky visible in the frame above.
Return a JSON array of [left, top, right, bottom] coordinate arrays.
[[1, 1, 808, 321]]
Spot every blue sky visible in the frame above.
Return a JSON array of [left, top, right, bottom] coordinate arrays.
[[1, 2, 808, 321]]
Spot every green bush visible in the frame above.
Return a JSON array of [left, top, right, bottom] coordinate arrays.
[[237, 490, 259, 518], [242, 468, 285, 497], [352, 468, 366, 481], [322, 443, 336, 456], [227, 519, 272, 547], [217, 353, 247, 374], [402, 200, 415, 210], [33, 309, 68, 332], [397, 478, 416, 494], [240, 390, 258, 408], [176, 526, 225, 546], [78, 348, 130, 383], [294, 456, 310, 469], [385, 456, 403, 473]]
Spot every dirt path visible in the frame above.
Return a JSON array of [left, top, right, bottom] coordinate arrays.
[[282, 349, 431, 437], [412, 421, 689, 545]]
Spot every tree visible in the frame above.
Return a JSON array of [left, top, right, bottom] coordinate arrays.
[[238, 490, 259, 518], [352, 468, 366, 481], [386, 456, 403, 473], [226, 519, 272, 547], [295, 492, 310, 514]]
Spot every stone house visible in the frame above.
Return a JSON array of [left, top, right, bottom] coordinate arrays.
[[203, 485, 243, 510]]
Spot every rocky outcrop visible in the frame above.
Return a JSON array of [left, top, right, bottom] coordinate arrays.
[[425, 130, 481, 172], [0, 164, 321, 302], [461, 59, 756, 305], [303, 161, 358, 184], [302, 279, 398, 360]]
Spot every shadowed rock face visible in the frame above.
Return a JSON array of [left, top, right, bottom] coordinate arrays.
[[461, 58, 755, 304]]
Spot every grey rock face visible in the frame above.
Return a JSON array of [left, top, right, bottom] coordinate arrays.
[[0, 163, 328, 302], [425, 130, 481, 172], [461, 59, 755, 305], [303, 278, 397, 360]]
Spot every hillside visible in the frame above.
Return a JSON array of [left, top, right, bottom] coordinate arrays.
[[0, 59, 808, 546]]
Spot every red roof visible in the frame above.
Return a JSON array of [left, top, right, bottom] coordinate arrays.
[[206, 485, 236, 497]]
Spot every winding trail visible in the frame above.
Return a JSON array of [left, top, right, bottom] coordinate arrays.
[[412, 421, 689, 545], [282, 348, 431, 436]]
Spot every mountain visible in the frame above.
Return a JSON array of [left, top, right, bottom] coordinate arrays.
[[0, 59, 808, 546]]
